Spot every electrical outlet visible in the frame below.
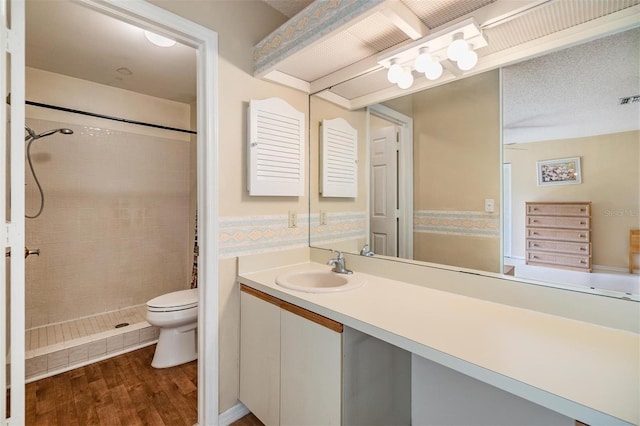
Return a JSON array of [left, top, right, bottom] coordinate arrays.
[[485, 198, 495, 213], [288, 211, 297, 228], [320, 210, 327, 225]]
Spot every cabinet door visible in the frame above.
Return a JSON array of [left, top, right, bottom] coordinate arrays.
[[240, 291, 281, 426], [280, 309, 342, 426]]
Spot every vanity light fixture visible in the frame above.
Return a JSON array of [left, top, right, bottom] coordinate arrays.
[[447, 32, 469, 61], [378, 18, 487, 89], [397, 66, 414, 89], [457, 45, 479, 71], [144, 30, 176, 48], [414, 48, 443, 81], [387, 59, 403, 84]]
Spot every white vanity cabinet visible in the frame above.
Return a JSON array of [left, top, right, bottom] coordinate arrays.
[[280, 308, 342, 425], [239, 287, 282, 425], [240, 285, 342, 425]]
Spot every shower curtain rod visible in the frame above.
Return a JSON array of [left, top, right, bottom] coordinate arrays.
[[25, 100, 197, 135]]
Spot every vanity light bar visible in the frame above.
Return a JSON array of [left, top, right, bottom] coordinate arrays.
[[378, 18, 488, 85]]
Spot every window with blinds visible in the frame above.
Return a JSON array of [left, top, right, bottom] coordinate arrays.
[[247, 98, 305, 196], [320, 118, 358, 198]]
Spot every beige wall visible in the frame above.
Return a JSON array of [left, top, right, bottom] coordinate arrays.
[[25, 67, 193, 328], [505, 131, 640, 269], [148, 0, 308, 413], [411, 70, 501, 272]]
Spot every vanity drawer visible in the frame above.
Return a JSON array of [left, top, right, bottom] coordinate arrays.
[[527, 251, 591, 270], [526, 203, 590, 217], [527, 239, 590, 255], [527, 216, 589, 229]]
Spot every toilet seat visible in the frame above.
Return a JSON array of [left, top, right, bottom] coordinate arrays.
[[147, 288, 198, 312]]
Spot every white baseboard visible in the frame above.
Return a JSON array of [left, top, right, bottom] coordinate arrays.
[[592, 264, 636, 274], [219, 402, 249, 426], [506, 258, 636, 275]]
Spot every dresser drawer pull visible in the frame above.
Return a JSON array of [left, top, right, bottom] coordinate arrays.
[[532, 232, 539, 235], [532, 219, 538, 223], [579, 260, 587, 264], [580, 221, 586, 225], [532, 256, 539, 259], [580, 247, 587, 251], [532, 243, 539, 247], [579, 234, 586, 238], [580, 208, 586, 212]]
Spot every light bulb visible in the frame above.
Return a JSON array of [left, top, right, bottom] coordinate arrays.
[[397, 68, 414, 89], [447, 33, 468, 61], [414, 48, 431, 73], [424, 60, 443, 80], [144, 30, 176, 47], [457, 49, 478, 71], [387, 61, 403, 84]]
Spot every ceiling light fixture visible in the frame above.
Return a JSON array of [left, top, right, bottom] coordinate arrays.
[[378, 18, 487, 90], [144, 30, 176, 48]]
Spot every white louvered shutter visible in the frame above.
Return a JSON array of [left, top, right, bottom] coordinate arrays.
[[320, 118, 358, 198], [248, 98, 305, 196]]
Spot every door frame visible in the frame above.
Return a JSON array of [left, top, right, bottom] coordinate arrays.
[[2, 1, 220, 424], [2, 1, 26, 423], [368, 104, 413, 260], [503, 163, 512, 259]]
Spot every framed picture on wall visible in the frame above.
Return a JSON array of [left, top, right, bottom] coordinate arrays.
[[537, 157, 582, 186]]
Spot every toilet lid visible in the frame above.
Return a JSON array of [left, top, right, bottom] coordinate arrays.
[[147, 288, 198, 310]]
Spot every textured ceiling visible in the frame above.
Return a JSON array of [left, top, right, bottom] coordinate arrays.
[[502, 27, 640, 144]]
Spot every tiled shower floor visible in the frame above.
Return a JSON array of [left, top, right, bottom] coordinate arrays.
[[24, 304, 159, 381]]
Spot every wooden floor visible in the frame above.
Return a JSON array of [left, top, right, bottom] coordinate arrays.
[[24, 345, 197, 425], [230, 412, 264, 426]]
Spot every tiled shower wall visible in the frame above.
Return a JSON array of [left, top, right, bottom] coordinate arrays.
[[25, 117, 192, 328]]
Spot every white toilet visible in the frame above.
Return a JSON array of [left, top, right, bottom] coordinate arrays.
[[146, 288, 198, 368]]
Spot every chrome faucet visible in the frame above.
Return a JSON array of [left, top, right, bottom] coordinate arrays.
[[360, 244, 374, 256], [327, 250, 353, 274]]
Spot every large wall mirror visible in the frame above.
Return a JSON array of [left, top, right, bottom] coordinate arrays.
[[309, 27, 639, 300]]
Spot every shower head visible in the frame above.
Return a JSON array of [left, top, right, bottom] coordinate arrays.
[[25, 126, 74, 141], [38, 128, 74, 138]]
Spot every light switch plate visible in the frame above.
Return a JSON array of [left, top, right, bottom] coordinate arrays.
[[288, 211, 297, 228], [485, 199, 495, 213]]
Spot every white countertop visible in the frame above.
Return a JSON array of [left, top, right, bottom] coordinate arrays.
[[238, 261, 640, 425]]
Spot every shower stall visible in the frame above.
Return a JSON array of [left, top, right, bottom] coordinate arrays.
[[22, 77, 196, 380]]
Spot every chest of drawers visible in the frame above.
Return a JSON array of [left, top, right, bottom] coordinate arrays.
[[525, 202, 592, 272]]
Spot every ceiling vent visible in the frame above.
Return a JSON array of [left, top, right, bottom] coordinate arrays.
[[619, 95, 640, 105]]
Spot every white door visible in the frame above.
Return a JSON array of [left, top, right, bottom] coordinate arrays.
[[1, 0, 26, 424], [370, 126, 398, 256], [503, 163, 512, 259]]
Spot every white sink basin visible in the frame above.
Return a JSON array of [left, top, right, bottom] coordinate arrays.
[[276, 269, 364, 293]]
